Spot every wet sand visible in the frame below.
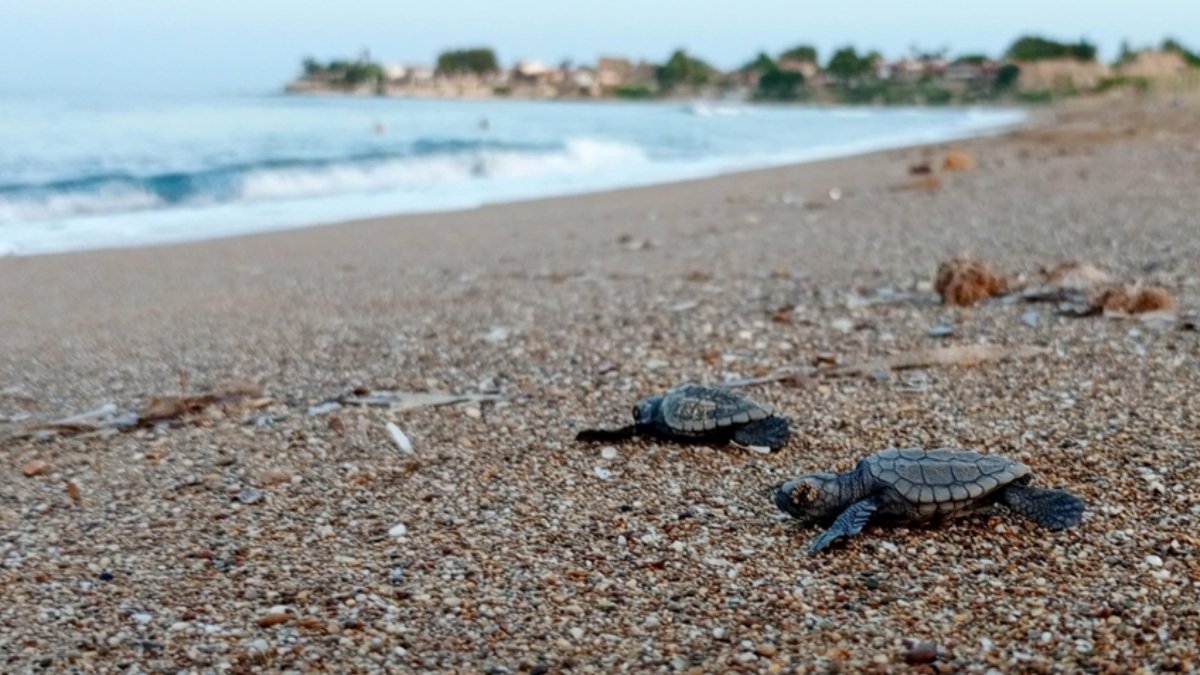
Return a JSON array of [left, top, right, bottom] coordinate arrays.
[[2, 94, 1198, 673]]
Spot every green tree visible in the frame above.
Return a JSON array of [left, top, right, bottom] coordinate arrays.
[[779, 44, 818, 64], [436, 48, 500, 75], [302, 57, 323, 77], [952, 54, 989, 66], [656, 49, 716, 91], [743, 51, 777, 75], [1006, 36, 1096, 61], [1162, 38, 1200, 67], [755, 67, 805, 100], [826, 47, 872, 81], [994, 63, 1021, 90]]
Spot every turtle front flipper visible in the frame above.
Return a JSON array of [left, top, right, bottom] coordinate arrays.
[[998, 484, 1084, 531], [731, 416, 790, 451], [807, 499, 878, 554], [575, 425, 639, 443]]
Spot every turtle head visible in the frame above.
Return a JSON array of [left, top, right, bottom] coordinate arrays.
[[772, 473, 841, 522], [632, 395, 663, 425]]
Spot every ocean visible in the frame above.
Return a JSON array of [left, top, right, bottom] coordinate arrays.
[[0, 94, 1024, 255]]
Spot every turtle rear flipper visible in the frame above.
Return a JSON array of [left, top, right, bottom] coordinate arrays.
[[999, 484, 1084, 530], [732, 416, 790, 451]]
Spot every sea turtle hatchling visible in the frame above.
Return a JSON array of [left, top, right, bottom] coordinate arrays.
[[576, 383, 790, 451], [773, 447, 1084, 553]]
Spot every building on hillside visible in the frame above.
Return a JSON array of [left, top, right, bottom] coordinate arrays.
[[944, 59, 1001, 83], [596, 57, 633, 89]]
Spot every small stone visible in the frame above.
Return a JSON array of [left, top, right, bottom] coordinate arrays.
[[464, 407, 482, 419], [257, 613, 291, 628], [1144, 554, 1163, 567], [237, 487, 263, 505], [903, 640, 938, 665], [22, 460, 50, 477], [830, 318, 854, 333], [250, 638, 270, 652], [593, 467, 612, 480], [734, 652, 757, 664], [388, 523, 408, 537], [928, 325, 955, 338], [600, 446, 618, 460], [66, 480, 82, 503], [131, 613, 152, 625], [756, 644, 778, 657], [258, 469, 292, 486], [1021, 309, 1040, 326]]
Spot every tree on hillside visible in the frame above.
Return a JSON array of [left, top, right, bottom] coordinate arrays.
[[826, 47, 872, 81], [1162, 38, 1200, 67], [779, 45, 818, 64], [302, 57, 322, 77], [755, 68, 805, 100], [656, 49, 716, 91], [1006, 36, 1096, 61], [994, 63, 1020, 90], [436, 48, 500, 75], [743, 52, 777, 75]]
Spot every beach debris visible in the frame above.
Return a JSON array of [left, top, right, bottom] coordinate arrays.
[[66, 480, 82, 503], [385, 422, 415, 456], [1012, 260, 1113, 303], [236, 487, 264, 505], [22, 402, 120, 435], [310, 389, 500, 413], [257, 612, 291, 628], [1093, 284, 1176, 316], [482, 326, 510, 343], [138, 380, 267, 426], [824, 344, 1050, 378], [305, 401, 342, 416], [941, 149, 976, 171], [828, 188, 843, 201], [1021, 309, 1040, 326], [908, 161, 933, 175], [724, 344, 1049, 387], [928, 324, 955, 338], [669, 300, 699, 312], [935, 256, 1010, 306], [22, 459, 51, 477], [894, 175, 941, 192]]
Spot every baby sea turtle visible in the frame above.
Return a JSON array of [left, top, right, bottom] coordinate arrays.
[[576, 383, 790, 451], [773, 447, 1084, 553]]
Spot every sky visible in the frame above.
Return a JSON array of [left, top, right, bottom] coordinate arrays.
[[1, 0, 1196, 95]]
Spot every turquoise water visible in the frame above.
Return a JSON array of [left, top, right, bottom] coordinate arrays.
[[0, 94, 1024, 255]]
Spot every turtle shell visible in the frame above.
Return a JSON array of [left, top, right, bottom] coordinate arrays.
[[864, 447, 1029, 504], [660, 384, 772, 434]]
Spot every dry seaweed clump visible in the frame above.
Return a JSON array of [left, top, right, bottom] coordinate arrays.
[[1041, 260, 1112, 291], [942, 149, 976, 171], [935, 256, 1009, 306], [1093, 284, 1176, 315]]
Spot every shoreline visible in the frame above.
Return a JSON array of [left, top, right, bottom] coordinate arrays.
[[2, 104, 1029, 258], [2, 93, 1198, 672]]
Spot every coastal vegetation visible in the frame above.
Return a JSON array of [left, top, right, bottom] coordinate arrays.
[[288, 34, 1200, 106]]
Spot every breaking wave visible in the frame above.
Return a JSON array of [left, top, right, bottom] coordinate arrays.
[[0, 137, 648, 223]]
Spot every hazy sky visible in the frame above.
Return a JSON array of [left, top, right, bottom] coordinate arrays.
[[2, 0, 1196, 95]]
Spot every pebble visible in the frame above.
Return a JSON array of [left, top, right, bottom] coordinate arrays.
[[22, 459, 51, 477], [1144, 554, 1163, 567], [237, 487, 263, 504], [388, 523, 408, 537], [593, 467, 612, 480], [600, 446, 618, 460], [257, 613, 291, 628], [903, 640, 938, 664]]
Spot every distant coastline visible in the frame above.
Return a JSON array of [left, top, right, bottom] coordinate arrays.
[[286, 35, 1200, 106]]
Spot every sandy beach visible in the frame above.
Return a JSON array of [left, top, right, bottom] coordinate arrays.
[[2, 94, 1198, 673]]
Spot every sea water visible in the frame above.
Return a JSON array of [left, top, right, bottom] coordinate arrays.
[[0, 93, 1024, 255]]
